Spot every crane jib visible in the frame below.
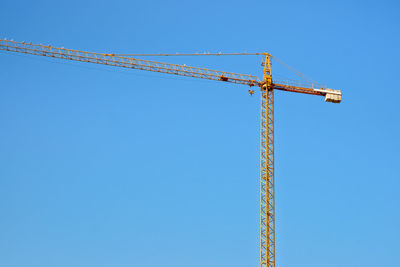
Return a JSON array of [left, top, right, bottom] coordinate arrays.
[[0, 38, 261, 87]]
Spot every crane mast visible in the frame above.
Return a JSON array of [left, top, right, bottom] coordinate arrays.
[[0, 38, 342, 267], [260, 55, 275, 267]]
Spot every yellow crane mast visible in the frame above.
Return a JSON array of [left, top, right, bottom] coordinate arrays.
[[0, 38, 342, 267]]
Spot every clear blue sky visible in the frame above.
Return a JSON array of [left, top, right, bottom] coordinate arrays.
[[1, 1, 399, 267]]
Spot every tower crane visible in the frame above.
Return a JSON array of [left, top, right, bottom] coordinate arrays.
[[0, 38, 342, 267]]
